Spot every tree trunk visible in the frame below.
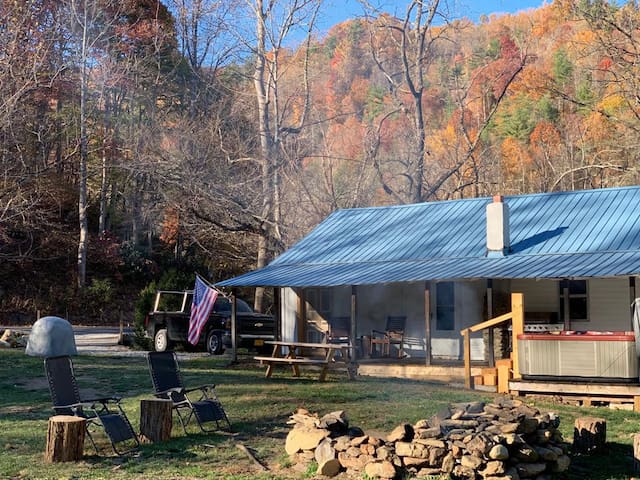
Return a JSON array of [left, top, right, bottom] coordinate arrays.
[[139, 399, 173, 443], [44, 415, 86, 462], [573, 416, 606, 454], [77, 0, 90, 288]]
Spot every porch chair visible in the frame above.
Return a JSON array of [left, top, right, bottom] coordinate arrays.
[[146, 351, 231, 434], [324, 316, 352, 360], [44, 355, 139, 456], [370, 315, 406, 358]]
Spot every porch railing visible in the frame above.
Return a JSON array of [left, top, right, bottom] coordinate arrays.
[[460, 293, 524, 389]]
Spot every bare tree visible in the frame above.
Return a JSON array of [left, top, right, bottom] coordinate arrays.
[[242, 0, 322, 310], [361, 0, 525, 202]]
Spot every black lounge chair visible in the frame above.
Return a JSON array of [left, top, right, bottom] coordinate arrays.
[[147, 351, 231, 434], [44, 355, 139, 456]]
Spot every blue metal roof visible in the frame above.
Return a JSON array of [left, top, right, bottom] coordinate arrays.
[[217, 186, 640, 287]]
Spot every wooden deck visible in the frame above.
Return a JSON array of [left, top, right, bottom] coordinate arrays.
[[357, 358, 484, 384], [510, 378, 640, 411], [356, 359, 640, 410]]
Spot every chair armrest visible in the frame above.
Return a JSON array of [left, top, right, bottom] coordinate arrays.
[[185, 384, 216, 394], [84, 395, 122, 404], [153, 387, 185, 399], [371, 330, 388, 337]]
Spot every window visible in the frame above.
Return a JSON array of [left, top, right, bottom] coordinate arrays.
[[436, 282, 455, 330], [559, 280, 588, 322]]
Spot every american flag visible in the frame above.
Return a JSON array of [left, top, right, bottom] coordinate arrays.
[[187, 276, 219, 345]]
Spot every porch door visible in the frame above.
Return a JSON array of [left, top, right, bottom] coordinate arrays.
[[431, 282, 461, 360]]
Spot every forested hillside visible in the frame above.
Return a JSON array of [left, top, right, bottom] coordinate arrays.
[[1, 0, 639, 322]]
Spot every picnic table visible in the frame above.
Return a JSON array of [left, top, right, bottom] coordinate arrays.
[[254, 340, 357, 381]]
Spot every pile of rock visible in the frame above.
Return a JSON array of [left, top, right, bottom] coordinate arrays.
[[0, 329, 28, 349], [284, 397, 570, 479]]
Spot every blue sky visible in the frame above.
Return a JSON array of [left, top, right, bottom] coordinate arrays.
[[317, 0, 549, 34]]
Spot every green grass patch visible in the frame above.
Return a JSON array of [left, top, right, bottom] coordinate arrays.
[[0, 350, 638, 479]]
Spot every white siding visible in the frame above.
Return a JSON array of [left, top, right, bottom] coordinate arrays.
[[511, 279, 559, 312], [578, 278, 631, 331]]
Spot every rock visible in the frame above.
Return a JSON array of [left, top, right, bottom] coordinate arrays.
[[441, 452, 456, 473], [500, 422, 520, 434], [515, 462, 546, 477], [387, 423, 413, 442], [285, 426, 329, 455], [533, 446, 557, 461], [414, 419, 430, 429], [519, 418, 539, 434], [319, 411, 348, 432], [465, 433, 493, 457], [549, 454, 570, 473], [395, 441, 424, 458], [25, 316, 77, 357], [351, 435, 368, 446], [489, 444, 509, 460], [415, 426, 441, 439], [415, 438, 445, 448], [376, 445, 394, 461], [314, 439, 335, 465], [364, 461, 396, 479], [482, 460, 506, 476], [402, 456, 430, 468], [317, 458, 341, 477], [428, 447, 446, 466], [514, 444, 539, 462], [360, 443, 376, 455], [333, 435, 351, 451], [461, 454, 484, 469], [417, 467, 443, 476], [338, 451, 372, 471], [1, 329, 11, 342]]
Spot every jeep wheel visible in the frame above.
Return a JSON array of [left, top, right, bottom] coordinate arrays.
[[206, 331, 224, 355], [154, 328, 170, 352]]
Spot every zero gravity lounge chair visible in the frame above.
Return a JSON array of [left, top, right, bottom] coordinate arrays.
[[44, 355, 139, 456], [147, 351, 231, 434]]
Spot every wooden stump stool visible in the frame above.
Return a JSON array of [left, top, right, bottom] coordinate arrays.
[[139, 398, 173, 443], [44, 415, 86, 462], [573, 416, 606, 454]]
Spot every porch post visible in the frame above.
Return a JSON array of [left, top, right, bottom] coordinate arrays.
[[231, 291, 238, 363], [274, 287, 281, 341], [562, 281, 571, 330], [511, 292, 524, 380], [350, 285, 357, 360], [297, 289, 307, 342], [486, 279, 495, 367], [424, 282, 431, 366]]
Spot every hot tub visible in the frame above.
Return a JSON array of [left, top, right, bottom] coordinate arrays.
[[517, 331, 638, 382]]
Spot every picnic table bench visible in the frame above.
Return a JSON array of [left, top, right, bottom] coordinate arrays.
[[254, 340, 356, 381]]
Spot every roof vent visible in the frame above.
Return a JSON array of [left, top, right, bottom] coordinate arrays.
[[486, 195, 510, 257]]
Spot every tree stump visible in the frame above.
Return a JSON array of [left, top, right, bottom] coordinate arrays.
[[573, 416, 606, 454], [139, 398, 173, 443], [44, 415, 86, 462]]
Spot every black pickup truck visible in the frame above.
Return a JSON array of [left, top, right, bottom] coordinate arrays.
[[145, 290, 276, 354]]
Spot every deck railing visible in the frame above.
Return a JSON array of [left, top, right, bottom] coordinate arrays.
[[460, 293, 524, 389]]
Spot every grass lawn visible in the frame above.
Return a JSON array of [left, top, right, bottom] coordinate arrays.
[[1, 349, 639, 479]]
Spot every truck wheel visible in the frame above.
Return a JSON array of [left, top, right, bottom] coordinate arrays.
[[206, 331, 223, 355], [154, 328, 170, 352]]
